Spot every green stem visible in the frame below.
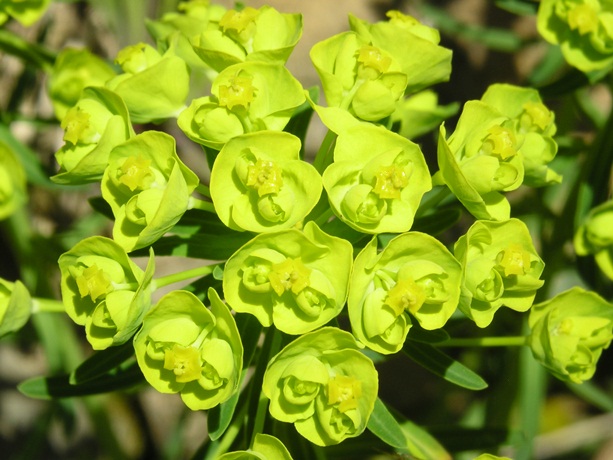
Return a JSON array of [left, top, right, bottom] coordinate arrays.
[[187, 196, 216, 213], [31, 298, 66, 314], [195, 183, 211, 198], [436, 336, 528, 348], [153, 264, 220, 290], [313, 129, 337, 174], [204, 401, 249, 459]]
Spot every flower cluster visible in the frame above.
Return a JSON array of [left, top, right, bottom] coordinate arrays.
[[574, 199, 613, 279]]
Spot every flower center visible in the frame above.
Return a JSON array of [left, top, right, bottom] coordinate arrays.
[[163, 344, 202, 383], [118, 155, 154, 192], [520, 101, 554, 133], [385, 277, 426, 316], [268, 257, 311, 296], [61, 106, 93, 145], [481, 125, 518, 160], [568, 4, 599, 35], [497, 244, 531, 277], [373, 164, 409, 199], [219, 7, 259, 34], [218, 75, 256, 110], [76, 264, 113, 303], [246, 159, 283, 196], [357, 45, 391, 78], [327, 375, 362, 413]]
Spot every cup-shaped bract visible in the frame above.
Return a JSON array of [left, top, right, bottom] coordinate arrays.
[[310, 31, 407, 122], [323, 124, 431, 234], [190, 5, 302, 72], [133, 288, 243, 411], [575, 199, 613, 279], [0, 0, 50, 26], [52, 86, 134, 185], [0, 279, 31, 338], [454, 219, 545, 328], [210, 131, 322, 233], [528, 287, 613, 384], [178, 61, 305, 150], [47, 49, 117, 120], [0, 142, 26, 220], [436, 100, 525, 220], [481, 84, 560, 187], [106, 43, 190, 123], [349, 10, 452, 95], [101, 131, 199, 252], [349, 233, 462, 354], [58, 236, 155, 350], [263, 327, 378, 446], [219, 433, 293, 460], [223, 221, 352, 334], [537, 0, 613, 73]]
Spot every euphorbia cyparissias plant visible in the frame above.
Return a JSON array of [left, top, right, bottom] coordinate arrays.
[[223, 221, 352, 334], [133, 288, 243, 411], [262, 327, 378, 446], [58, 236, 155, 350]]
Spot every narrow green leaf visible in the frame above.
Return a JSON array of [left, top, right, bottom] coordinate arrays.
[[367, 398, 407, 449], [567, 380, 613, 412], [18, 361, 144, 399], [407, 321, 450, 344], [403, 341, 488, 390], [88, 196, 115, 220], [400, 419, 452, 460], [495, 0, 538, 15], [207, 369, 246, 441], [69, 341, 135, 384]]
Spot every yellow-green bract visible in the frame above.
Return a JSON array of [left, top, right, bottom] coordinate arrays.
[[436, 100, 525, 220], [101, 130, 199, 252], [106, 43, 190, 123], [323, 124, 431, 234], [0, 142, 26, 220], [58, 236, 155, 350], [528, 287, 613, 384], [223, 221, 352, 335], [537, 0, 613, 73], [262, 327, 378, 446], [0, 0, 50, 26], [190, 4, 302, 72], [575, 199, 613, 280], [348, 232, 462, 354], [310, 11, 451, 122], [210, 131, 322, 233], [47, 49, 117, 120], [52, 87, 134, 185], [0, 279, 31, 338], [218, 434, 293, 460], [133, 289, 243, 411], [178, 61, 305, 150], [454, 219, 545, 328], [481, 84, 560, 187]]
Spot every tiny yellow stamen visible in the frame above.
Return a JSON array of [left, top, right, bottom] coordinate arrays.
[[373, 164, 409, 199], [118, 155, 154, 192], [327, 375, 362, 413], [219, 7, 259, 34], [246, 159, 283, 196], [61, 107, 92, 145], [482, 125, 518, 160], [268, 257, 311, 296], [385, 277, 426, 316], [568, 4, 599, 35], [76, 264, 112, 303], [218, 75, 256, 110], [357, 45, 392, 75], [163, 344, 202, 383], [520, 101, 554, 132], [498, 244, 531, 277]]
